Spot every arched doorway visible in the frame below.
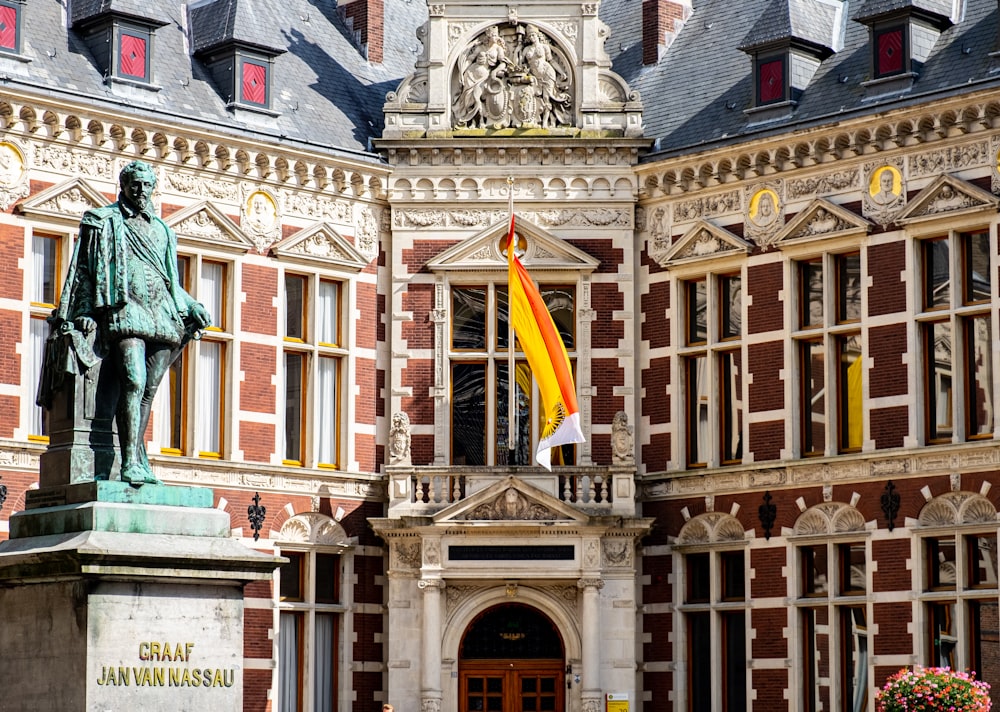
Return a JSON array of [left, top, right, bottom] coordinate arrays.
[[459, 603, 565, 712]]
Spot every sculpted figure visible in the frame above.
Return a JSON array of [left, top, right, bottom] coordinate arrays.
[[611, 410, 634, 465], [39, 160, 211, 484], [388, 411, 411, 466], [520, 25, 570, 127]]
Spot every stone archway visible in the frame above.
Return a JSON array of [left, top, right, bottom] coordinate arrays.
[[458, 603, 565, 712]]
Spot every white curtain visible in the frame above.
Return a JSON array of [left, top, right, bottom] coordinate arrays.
[[29, 318, 47, 435], [194, 341, 222, 454], [31, 237, 52, 304], [278, 612, 300, 712], [151, 374, 173, 449], [199, 262, 224, 328], [317, 281, 339, 345], [317, 357, 338, 465], [314, 614, 335, 711]]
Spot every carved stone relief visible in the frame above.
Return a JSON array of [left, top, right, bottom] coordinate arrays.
[[0, 140, 29, 210], [744, 182, 783, 246], [862, 159, 906, 226], [452, 23, 573, 129], [465, 487, 560, 520], [241, 185, 282, 252]]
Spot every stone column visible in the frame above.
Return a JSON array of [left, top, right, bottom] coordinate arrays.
[[578, 577, 605, 712], [418, 578, 445, 712]]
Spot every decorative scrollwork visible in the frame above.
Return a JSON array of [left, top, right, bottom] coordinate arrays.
[[247, 492, 266, 541]]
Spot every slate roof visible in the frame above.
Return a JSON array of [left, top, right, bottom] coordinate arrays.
[[607, 0, 1000, 158], [10, 0, 1000, 163], [739, 0, 844, 52], [189, 0, 286, 55], [15, 0, 427, 159]]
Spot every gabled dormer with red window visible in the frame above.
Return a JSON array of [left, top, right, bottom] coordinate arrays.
[[71, 1, 168, 96], [739, 0, 846, 125], [853, 0, 959, 97], [189, 0, 286, 119]]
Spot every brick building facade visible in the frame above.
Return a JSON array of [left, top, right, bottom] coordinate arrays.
[[0, 0, 999, 711]]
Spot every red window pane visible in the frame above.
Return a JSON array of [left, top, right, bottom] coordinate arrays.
[[877, 29, 903, 76], [759, 58, 783, 104], [0, 6, 17, 50], [241, 61, 267, 105], [120, 34, 147, 79]]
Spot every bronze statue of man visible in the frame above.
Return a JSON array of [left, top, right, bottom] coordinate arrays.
[[40, 160, 210, 485]]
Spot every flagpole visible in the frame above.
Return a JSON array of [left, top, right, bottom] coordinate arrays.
[[507, 176, 516, 454]]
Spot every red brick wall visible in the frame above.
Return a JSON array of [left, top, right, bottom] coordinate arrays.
[[748, 420, 783, 461], [748, 341, 784, 412], [872, 539, 913, 592], [870, 405, 908, 449], [591, 283, 624, 349], [0, 224, 23, 299], [642, 0, 688, 65], [751, 608, 788, 658], [243, 669, 272, 712], [868, 323, 907, 398], [750, 548, 786, 598], [868, 241, 906, 316], [241, 264, 278, 336], [873, 601, 913, 655], [240, 343, 276, 413], [338, 0, 384, 63], [747, 262, 783, 334], [751, 668, 789, 712]]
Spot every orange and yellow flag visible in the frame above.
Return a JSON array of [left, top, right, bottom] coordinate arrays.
[[506, 213, 585, 469]]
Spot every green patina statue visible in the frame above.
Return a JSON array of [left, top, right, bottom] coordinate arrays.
[[38, 160, 211, 485]]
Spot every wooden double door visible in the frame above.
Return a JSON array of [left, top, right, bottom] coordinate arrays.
[[460, 661, 564, 712]]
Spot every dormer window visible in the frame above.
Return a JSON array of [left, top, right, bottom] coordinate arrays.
[[873, 24, 906, 78], [756, 55, 787, 105], [238, 55, 271, 108], [72, 7, 167, 91], [117, 24, 151, 82], [0, 0, 25, 55], [853, 1, 957, 95]]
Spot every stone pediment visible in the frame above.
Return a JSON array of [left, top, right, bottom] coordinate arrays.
[[271, 223, 370, 271], [434, 476, 590, 524], [774, 198, 872, 247], [426, 215, 600, 273], [658, 220, 752, 268], [16, 177, 109, 222], [165, 201, 255, 253], [896, 174, 1000, 225]]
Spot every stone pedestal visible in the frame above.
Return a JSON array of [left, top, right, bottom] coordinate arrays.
[[0, 482, 281, 712]]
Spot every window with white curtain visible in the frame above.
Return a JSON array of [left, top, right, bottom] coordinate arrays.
[[283, 274, 343, 468], [278, 549, 341, 712], [28, 232, 65, 440], [153, 256, 229, 458]]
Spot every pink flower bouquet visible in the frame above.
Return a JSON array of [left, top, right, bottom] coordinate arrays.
[[876, 667, 991, 712]]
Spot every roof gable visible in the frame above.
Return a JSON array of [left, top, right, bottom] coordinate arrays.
[[896, 174, 1000, 225], [426, 215, 600, 273], [16, 177, 109, 223], [775, 198, 872, 248], [433, 476, 590, 524], [164, 201, 255, 253], [271, 222, 371, 270], [657, 220, 753, 269]]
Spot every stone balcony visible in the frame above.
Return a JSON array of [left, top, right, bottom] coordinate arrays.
[[385, 466, 637, 519]]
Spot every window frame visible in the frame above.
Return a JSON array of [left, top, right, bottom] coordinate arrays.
[[915, 227, 996, 444], [677, 270, 746, 469], [26, 229, 70, 441], [794, 536, 872, 712], [156, 253, 233, 459], [792, 250, 865, 457], [282, 270, 347, 469], [276, 546, 346, 712], [447, 280, 578, 467], [676, 545, 749, 712], [113, 20, 153, 83], [754, 52, 788, 107]]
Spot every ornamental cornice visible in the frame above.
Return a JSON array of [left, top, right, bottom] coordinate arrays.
[[641, 443, 1000, 500], [636, 93, 1000, 200], [0, 93, 389, 205]]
